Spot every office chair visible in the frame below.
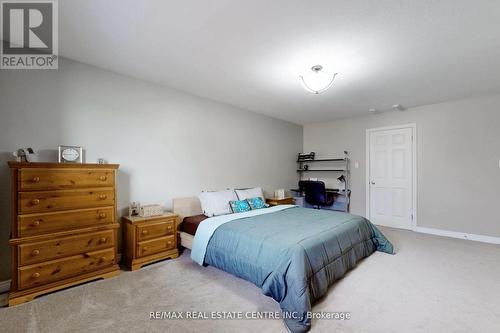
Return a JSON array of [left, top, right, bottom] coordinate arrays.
[[298, 180, 335, 209]]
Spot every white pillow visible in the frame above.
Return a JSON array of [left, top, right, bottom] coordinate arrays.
[[235, 187, 265, 201], [198, 190, 238, 217]]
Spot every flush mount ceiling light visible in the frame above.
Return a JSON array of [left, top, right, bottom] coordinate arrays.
[[299, 65, 338, 94], [392, 104, 405, 111]]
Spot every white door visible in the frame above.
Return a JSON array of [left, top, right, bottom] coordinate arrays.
[[368, 126, 414, 229]]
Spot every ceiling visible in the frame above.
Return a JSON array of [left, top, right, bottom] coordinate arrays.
[[58, 0, 500, 124]]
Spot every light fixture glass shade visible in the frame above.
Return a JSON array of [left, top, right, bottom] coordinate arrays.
[[299, 65, 337, 94]]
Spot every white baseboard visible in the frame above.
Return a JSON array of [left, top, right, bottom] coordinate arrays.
[[414, 226, 500, 245], [0, 280, 11, 294]]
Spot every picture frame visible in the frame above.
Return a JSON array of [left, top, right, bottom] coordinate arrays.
[[58, 145, 83, 163]]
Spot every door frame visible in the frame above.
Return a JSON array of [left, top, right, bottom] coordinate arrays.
[[365, 123, 417, 230]]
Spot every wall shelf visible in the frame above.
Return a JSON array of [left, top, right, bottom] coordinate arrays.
[[297, 158, 346, 163], [296, 151, 351, 212], [297, 169, 346, 172]]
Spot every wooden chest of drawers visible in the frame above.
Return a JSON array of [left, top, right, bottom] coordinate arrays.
[[123, 213, 179, 271], [8, 162, 120, 306]]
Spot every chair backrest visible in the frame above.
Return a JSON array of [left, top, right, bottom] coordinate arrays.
[[299, 180, 327, 206]]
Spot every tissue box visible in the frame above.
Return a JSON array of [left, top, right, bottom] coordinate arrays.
[[274, 189, 285, 200], [139, 204, 163, 217]]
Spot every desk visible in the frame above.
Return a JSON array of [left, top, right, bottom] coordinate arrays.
[[290, 188, 350, 195], [290, 189, 351, 212]]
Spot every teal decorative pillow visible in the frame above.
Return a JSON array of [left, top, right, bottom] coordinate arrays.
[[229, 199, 251, 213], [247, 197, 268, 210]]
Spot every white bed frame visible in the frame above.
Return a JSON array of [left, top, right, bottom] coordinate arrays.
[[173, 197, 203, 250]]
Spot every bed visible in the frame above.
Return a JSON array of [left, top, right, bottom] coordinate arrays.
[[173, 197, 394, 333], [173, 197, 203, 250]]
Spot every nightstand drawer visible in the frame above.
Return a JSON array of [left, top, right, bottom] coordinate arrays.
[[19, 188, 115, 214], [123, 213, 179, 271], [18, 248, 115, 290], [136, 220, 175, 241], [18, 207, 114, 237], [19, 168, 115, 191], [136, 235, 176, 258], [18, 230, 115, 266]]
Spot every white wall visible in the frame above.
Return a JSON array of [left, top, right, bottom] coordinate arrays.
[[304, 94, 500, 238], [0, 58, 303, 280]]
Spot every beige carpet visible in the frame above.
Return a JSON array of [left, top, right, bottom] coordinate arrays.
[[1, 227, 499, 333]]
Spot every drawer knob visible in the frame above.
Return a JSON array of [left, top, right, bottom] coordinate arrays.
[[31, 249, 40, 256], [99, 257, 106, 263], [99, 237, 107, 244], [31, 176, 40, 183], [167, 241, 172, 245], [167, 225, 173, 230], [142, 230, 148, 235], [98, 194, 107, 200], [33, 220, 41, 226], [143, 247, 148, 252], [98, 213, 107, 219], [31, 199, 40, 205], [31, 272, 40, 279], [99, 175, 107, 181]]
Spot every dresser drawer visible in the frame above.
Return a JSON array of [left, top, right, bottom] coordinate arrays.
[[136, 235, 176, 258], [19, 168, 115, 191], [136, 220, 175, 241], [19, 188, 115, 214], [18, 248, 115, 290], [18, 207, 114, 237], [18, 230, 115, 266]]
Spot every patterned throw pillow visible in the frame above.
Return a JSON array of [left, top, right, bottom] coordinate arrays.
[[247, 197, 268, 210], [229, 199, 251, 213]]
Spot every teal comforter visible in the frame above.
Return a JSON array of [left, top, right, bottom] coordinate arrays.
[[203, 207, 393, 332]]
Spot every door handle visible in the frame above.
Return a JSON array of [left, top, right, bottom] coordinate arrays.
[[370, 181, 375, 185]]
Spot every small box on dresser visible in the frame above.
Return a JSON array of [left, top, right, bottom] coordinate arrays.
[[123, 212, 179, 271], [8, 162, 121, 306]]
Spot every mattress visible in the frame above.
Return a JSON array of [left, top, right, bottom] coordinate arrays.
[[180, 214, 207, 235]]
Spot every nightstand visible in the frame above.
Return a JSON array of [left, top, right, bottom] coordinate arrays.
[[123, 212, 179, 271], [266, 197, 295, 206]]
